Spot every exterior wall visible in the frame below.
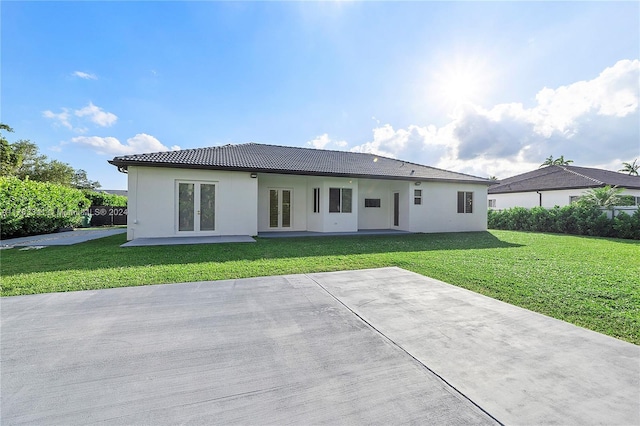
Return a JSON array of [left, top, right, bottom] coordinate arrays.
[[489, 188, 640, 210], [257, 174, 358, 233], [409, 181, 488, 233], [126, 166, 257, 240], [128, 167, 490, 239], [318, 177, 359, 233], [358, 179, 393, 229]]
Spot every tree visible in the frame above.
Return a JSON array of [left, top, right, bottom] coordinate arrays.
[[11, 140, 48, 180], [540, 155, 555, 168], [555, 155, 573, 166], [0, 123, 101, 189], [0, 124, 22, 176], [72, 169, 101, 190], [578, 185, 625, 208], [619, 159, 639, 176], [540, 155, 573, 168]]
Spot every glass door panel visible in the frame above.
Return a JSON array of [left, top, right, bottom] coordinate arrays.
[[179, 183, 195, 231], [269, 190, 279, 228], [199, 184, 215, 231], [282, 190, 291, 228]]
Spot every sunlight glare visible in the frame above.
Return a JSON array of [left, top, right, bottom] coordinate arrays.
[[430, 56, 494, 111]]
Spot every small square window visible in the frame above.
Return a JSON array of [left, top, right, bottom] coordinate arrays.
[[365, 198, 381, 208]]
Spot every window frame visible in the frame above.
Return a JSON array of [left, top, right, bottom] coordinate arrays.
[[457, 191, 473, 214], [313, 187, 320, 213], [364, 198, 381, 208], [329, 187, 353, 213], [414, 189, 422, 205]]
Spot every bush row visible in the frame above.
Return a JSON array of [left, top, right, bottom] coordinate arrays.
[[1, 177, 92, 239], [488, 205, 640, 240], [82, 190, 128, 207]]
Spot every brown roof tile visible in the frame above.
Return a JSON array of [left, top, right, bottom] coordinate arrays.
[[109, 143, 491, 184]]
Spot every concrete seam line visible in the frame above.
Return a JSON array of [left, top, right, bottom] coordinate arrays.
[[306, 273, 504, 426]]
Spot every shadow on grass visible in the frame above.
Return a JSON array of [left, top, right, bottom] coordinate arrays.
[[1, 231, 523, 276]]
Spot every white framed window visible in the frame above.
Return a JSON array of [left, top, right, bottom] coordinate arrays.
[[414, 189, 422, 205], [457, 191, 473, 213], [329, 188, 352, 213], [488, 199, 496, 208], [569, 196, 581, 204], [313, 187, 320, 213]]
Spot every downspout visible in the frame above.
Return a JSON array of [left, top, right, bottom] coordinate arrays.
[[536, 191, 542, 207]]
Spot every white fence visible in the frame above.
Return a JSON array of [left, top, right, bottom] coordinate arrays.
[[600, 206, 639, 219]]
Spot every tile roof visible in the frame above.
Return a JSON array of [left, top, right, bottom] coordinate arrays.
[[109, 143, 491, 184], [488, 165, 640, 194]]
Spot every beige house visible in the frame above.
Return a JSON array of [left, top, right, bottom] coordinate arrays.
[[109, 143, 492, 240]]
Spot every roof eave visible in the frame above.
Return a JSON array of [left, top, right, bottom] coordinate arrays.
[[109, 160, 493, 185]]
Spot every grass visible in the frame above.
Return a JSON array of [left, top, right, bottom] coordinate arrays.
[[1, 230, 639, 344]]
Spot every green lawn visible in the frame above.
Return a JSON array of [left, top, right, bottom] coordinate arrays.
[[2, 230, 639, 344]]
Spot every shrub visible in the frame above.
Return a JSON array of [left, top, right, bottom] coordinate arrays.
[[613, 211, 640, 240], [1, 177, 91, 239], [82, 190, 127, 207], [529, 206, 554, 233], [487, 204, 635, 240]]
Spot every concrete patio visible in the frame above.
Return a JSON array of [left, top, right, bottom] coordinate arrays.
[[0, 228, 127, 248], [2, 267, 638, 425]]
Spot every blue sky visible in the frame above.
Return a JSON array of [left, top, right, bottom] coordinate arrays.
[[2, 1, 639, 190]]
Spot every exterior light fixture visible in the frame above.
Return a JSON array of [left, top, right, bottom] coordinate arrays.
[[415, 181, 421, 186], [250, 173, 258, 178]]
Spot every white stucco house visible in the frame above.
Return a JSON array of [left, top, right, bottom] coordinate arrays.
[[488, 165, 640, 210], [109, 143, 492, 241]]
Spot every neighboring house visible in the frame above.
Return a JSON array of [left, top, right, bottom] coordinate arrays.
[[488, 165, 640, 210], [101, 189, 128, 197], [109, 143, 493, 240]]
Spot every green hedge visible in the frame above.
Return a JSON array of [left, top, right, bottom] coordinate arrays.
[[488, 205, 640, 240], [1, 177, 91, 239], [82, 190, 127, 207]]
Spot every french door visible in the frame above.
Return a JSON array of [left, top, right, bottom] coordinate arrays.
[[269, 189, 292, 229], [177, 181, 216, 233]]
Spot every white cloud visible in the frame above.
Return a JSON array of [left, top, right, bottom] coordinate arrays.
[[74, 102, 117, 127], [71, 133, 180, 156], [306, 133, 347, 150], [44, 102, 118, 131], [42, 109, 72, 129], [72, 71, 97, 80], [349, 59, 639, 179]]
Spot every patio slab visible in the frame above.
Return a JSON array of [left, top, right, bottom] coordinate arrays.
[[258, 229, 412, 238], [2, 267, 638, 425], [121, 235, 256, 247]]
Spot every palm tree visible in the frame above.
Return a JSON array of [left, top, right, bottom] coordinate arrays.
[[539, 155, 573, 168], [578, 185, 624, 208], [539, 155, 554, 168], [619, 159, 639, 176], [554, 155, 573, 166]]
